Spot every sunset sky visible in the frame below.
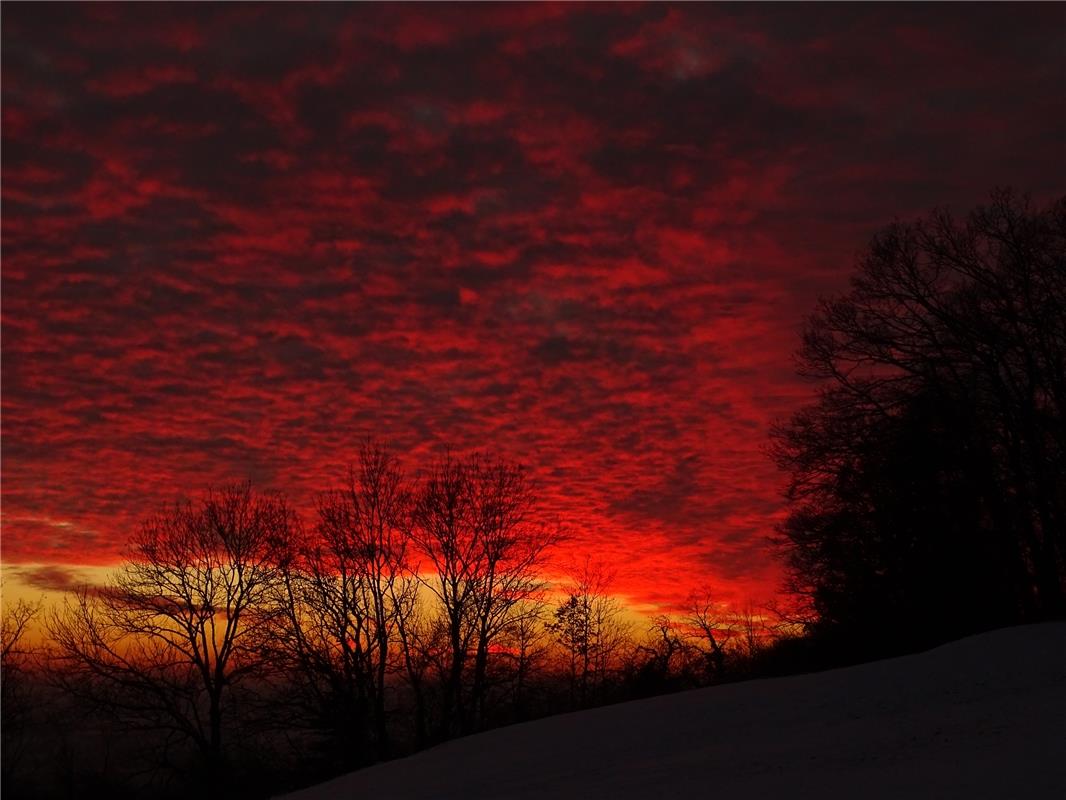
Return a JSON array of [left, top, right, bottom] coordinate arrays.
[[3, 3, 1063, 611]]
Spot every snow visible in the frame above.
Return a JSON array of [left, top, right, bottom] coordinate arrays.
[[278, 623, 1066, 799]]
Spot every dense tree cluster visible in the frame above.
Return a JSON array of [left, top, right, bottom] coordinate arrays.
[[772, 191, 1066, 652]]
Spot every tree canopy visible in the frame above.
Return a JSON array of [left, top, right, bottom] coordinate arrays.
[[772, 190, 1066, 651]]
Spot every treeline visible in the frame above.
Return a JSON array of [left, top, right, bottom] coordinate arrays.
[[772, 190, 1066, 657], [1, 448, 776, 800]]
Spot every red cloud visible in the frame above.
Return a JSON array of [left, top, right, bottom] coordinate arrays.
[[2, 3, 1062, 611]]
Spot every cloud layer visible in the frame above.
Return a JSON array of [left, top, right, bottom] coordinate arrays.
[[3, 3, 1063, 607]]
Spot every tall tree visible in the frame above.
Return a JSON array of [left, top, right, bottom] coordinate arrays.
[[772, 190, 1066, 648], [272, 441, 416, 764], [411, 454, 558, 738]]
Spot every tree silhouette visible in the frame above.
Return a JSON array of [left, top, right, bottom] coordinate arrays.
[[47, 484, 295, 773], [632, 615, 691, 692], [2, 596, 41, 785], [271, 441, 416, 765], [684, 593, 729, 680], [410, 454, 558, 737], [772, 190, 1066, 649], [496, 601, 550, 723], [546, 559, 630, 708]]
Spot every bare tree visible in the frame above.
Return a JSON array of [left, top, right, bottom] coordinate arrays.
[[637, 615, 693, 684], [272, 441, 416, 763], [495, 600, 550, 722], [2, 595, 42, 783], [411, 454, 558, 738], [2, 596, 39, 662], [391, 588, 442, 750], [547, 559, 631, 708], [735, 601, 766, 660], [47, 484, 294, 773], [684, 593, 730, 681]]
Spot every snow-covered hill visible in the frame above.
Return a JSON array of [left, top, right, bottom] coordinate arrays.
[[279, 624, 1066, 800]]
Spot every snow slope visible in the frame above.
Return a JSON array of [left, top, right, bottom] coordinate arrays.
[[279, 624, 1066, 800]]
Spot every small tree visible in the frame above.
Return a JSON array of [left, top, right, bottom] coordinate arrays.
[[547, 559, 630, 708], [684, 593, 730, 681], [633, 615, 692, 689], [47, 484, 294, 773]]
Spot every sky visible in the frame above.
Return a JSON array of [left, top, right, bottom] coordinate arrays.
[[3, 3, 1064, 611]]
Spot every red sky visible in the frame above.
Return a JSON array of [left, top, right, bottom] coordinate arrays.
[[2, 3, 1064, 610]]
